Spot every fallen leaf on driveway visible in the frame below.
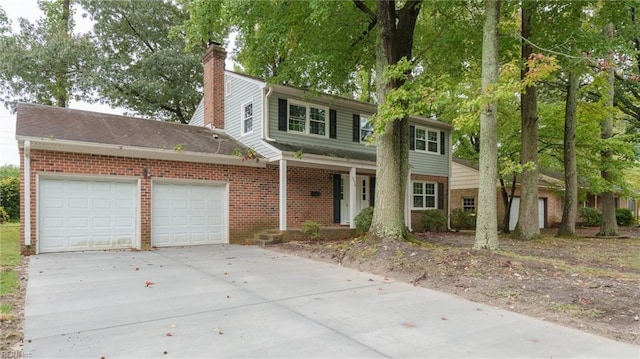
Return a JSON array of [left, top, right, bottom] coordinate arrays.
[[145, 281, 154, 287], [403, 322, 416, 328], [441, 316, 448, 321], [166, 333, 173, 337], [214, 328, 224, 335]]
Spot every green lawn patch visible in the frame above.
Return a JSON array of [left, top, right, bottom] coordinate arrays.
[[0, 222, 21, 297]]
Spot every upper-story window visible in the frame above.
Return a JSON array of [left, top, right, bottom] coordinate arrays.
[[414, 126, 439, 153], [242, 102, 253, 134], [309, 107, 326, 136], [360, 115, 374, 142], [288, 101, 328, 137]]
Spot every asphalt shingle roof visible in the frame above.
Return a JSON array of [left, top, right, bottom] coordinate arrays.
[[16, 103, 248, 157], [266, 140, 376, 162]]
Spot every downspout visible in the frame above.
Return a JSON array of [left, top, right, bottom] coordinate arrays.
[[24, 140, 31, 247], [405, 168, 412, 231], [448, 131, 453, 230], [263, 86, 275, 141]]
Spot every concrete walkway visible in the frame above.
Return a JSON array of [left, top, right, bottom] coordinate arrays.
[[24, 245, 639, 358]]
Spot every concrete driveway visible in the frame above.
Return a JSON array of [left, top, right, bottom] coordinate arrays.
[[24, 245, 638, 358]]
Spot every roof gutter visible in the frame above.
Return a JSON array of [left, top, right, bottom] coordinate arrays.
[[16, 136, 267, 168], [269, 152, 377, 171]]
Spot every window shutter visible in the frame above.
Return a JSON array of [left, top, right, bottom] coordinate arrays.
[[437, 182, 445, 210], [352, 114, 360, 142], [330, 109, 337, 139], [278, 98, 287, 131], [440, 131, 446, 155], [333, 174, 341, 223], [369, 177, 376, 207], [409, 125, 415, 151]]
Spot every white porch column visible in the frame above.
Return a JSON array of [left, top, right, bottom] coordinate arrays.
[[349, 167, 357, 229], [405, 168, 412, 231], [279, 159, 287, 231]]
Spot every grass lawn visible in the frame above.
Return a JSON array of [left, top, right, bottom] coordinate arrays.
[[0, 222, 20, 318]]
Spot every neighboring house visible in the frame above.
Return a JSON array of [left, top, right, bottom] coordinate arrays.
[[16, 43, 452, 254], [450, 158, 563, 230], [582, 193, 639, 222]]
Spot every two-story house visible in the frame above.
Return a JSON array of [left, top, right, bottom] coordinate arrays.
[[16, 43, 451, 254]]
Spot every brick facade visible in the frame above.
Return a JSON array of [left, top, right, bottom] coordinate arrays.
[[202, 43, 226, 130], [19, 149, 354, 254], [410, 174, 449, 232], [450, 186, 563, 229]]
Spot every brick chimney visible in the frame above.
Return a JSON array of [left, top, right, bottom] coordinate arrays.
[[202, 41, 227, 130]]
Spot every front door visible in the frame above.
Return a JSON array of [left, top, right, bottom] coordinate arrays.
[[340, 175, 369, 225]]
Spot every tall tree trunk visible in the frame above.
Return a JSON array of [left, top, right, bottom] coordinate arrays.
[[557, 71, 580, 237], [516, 0, 540, 240], [369, 0, 422, 241], [598, 23, 619, 237], [55, 0, 71, 108], [474, 0, 500, 251]]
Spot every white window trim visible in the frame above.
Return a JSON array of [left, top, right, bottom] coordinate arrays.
[[411, 181, 437, 210], [287, 100, 329, 138], [414, 126, 440, 154], [241, 101, 254, 136]]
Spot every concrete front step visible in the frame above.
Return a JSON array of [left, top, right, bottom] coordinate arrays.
[[249, 230, 284, 247]]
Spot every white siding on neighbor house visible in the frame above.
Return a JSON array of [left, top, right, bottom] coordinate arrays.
[[451, 162, 480, 189]]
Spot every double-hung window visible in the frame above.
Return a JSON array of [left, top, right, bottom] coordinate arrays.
[[288, 103, 306, 133], [288, 101, 329, 137], [412, 181, 436, 209], [242, 102, 253, 134], [310, 107, 326, 136], [414, 126, 440, 154], [360, 115, 374, 142]]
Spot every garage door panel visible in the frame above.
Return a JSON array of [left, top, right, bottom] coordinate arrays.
[[192, 216, 205, 226], [115, 199, 133, 210], [115, 216, 134, 228], [152, 182, 226, 247], [68, 235, 89, 248], [39, 178, 137, 253], [69, 217, 89, 228]]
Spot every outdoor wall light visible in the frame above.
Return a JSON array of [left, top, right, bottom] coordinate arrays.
[[142, 167, 149, 178]]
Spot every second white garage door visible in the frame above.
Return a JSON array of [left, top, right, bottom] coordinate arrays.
[[152, 182, 227, 247]]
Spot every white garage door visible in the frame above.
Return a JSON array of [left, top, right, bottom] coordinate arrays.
[[152, 182, 227, 247], [39, 177, 137, 253], [509, 197, 545, 231]]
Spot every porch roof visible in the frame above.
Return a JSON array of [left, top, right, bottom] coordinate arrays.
[[265, 140, 376, 163]]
